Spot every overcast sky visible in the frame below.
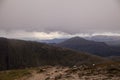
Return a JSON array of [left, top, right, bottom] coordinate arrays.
[[0, 0, 120, 39]]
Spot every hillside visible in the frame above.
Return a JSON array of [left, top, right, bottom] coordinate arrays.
[[0, 37, 108, 71], [108, 56, 120, 62], [56, 37, 120, 57]]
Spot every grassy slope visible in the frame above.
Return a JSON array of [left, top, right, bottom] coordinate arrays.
[[0, 69, 31, 80]]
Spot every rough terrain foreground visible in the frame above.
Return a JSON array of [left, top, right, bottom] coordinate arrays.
[[16, 64, 120, 80]]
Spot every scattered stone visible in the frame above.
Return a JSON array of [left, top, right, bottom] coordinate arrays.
[[45, 77, 50, 80], [54, 74, 62, 80], [37, 69, 46, 73]]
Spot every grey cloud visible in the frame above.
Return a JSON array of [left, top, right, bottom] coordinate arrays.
[[0, 0, 120, 34]]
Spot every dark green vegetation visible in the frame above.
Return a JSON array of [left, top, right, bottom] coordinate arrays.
[[56, 37, 120, 57], [0, 68, 31, 80], [0, 37, 109, 71]]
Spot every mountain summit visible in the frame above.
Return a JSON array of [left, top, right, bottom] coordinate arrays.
[[57, 37, 120, 57]]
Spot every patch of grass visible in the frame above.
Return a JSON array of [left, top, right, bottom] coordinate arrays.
[[0, 69, 31, 80]]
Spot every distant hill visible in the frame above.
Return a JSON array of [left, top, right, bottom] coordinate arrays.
[[37, 35, 120, 46], [37, 38, 68, 44], [85, 35, 120, 46], [0, 37, 108, 70], [56, 37, 120, 57]]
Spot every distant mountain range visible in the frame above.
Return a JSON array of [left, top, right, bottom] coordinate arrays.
[[85, 35, 120, 46], [38, 38, 68, 44], [0, 37, 108, 70], [55, 37, 120, 57], [38, 35, 120, 46]]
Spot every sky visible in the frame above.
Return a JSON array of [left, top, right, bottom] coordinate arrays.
[[0, 0, 120, 40]]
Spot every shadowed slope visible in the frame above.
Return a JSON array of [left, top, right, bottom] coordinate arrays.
[[0, 37, 109, 70]]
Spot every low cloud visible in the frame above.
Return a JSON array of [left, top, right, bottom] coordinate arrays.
[[0, 30, 120, 40]]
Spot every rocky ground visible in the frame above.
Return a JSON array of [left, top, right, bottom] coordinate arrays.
[[17, 64, 120, 80]]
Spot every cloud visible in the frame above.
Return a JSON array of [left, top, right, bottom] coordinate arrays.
[[0, 0, 120, 34], [0, 30, 120, 40], [91, 32, 120, 36]]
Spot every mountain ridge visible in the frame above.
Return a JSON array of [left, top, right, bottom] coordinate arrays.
[[56, 37, 120, 57]]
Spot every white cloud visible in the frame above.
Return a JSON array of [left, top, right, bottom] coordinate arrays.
[[0, 30, 120, 40], [33, 31, 68, 39], [91, 32, 120, 36]]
